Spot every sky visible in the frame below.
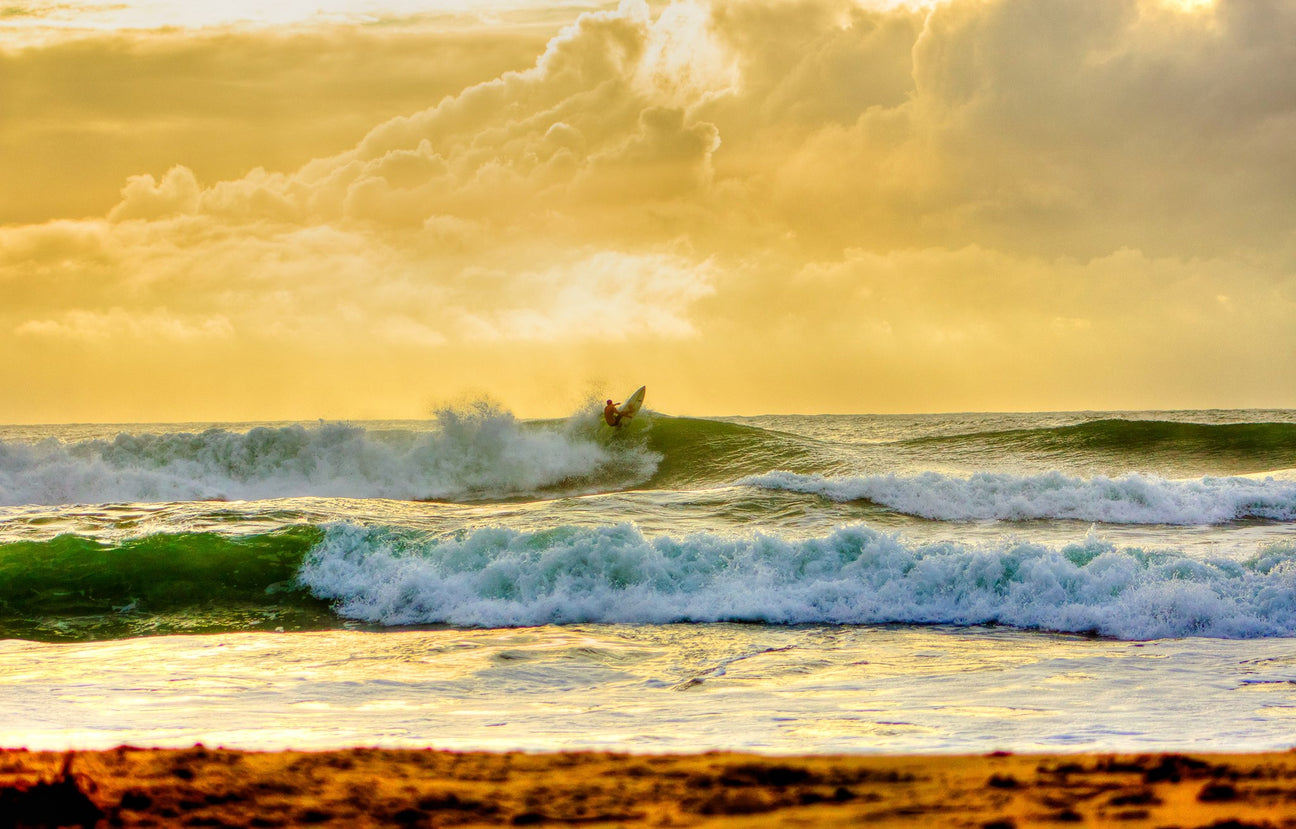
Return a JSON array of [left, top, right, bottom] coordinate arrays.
[[1, 0, 1293, 422]]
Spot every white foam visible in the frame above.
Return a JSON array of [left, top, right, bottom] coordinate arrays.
[[0, 405, 657, 506], [741, 470, 1296, 524], [296, 522, 1296, 639]]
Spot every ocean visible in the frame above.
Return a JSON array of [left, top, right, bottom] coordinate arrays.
[[2, 405, 1295, 754]]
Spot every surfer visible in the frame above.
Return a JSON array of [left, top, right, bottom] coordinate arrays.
[[604, 399, 624, 427]]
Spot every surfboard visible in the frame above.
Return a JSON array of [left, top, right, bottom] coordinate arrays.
[[617, 385, 646, 425]]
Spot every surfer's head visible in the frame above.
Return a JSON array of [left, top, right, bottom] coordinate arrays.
[[606, 399, 613, 405]]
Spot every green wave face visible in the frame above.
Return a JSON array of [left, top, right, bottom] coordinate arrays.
[[0, 527, 334, 642], [907, 419, 1296, 475], [640, 416, 828, 488], [639, 415, 1296, 486], [1032, 420, 1296, 453], [643, 416, 1296, 483]]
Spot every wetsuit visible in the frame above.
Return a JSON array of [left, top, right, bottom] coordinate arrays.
[[603, 402, 622, 427]]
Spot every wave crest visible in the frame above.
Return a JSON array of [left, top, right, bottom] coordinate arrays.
[[297, 522, 1296, 639], [742, 470, 1296, 524]]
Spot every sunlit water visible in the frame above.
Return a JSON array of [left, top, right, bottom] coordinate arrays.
[[2, 408, 1295, 753], [5, 626, 1296, 754]]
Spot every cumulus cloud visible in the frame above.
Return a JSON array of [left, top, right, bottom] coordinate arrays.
[[108, 167, 202, 221], [0, 20, 549, 224], [1, 0, 1294, 420]]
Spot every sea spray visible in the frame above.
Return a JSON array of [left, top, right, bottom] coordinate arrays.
[[0, 402, 659, 506], [297, 522, 1296, 639]]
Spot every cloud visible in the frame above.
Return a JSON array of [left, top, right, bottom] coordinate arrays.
[[15, 308, 234, 342], [108, 166, 202, 221], [683, 244, 1296, 412], [451, 251, 717, 342], [744, 0, 1296, 258], [74, 0, 1296, 258], [0, 20, 550, 224], [1, 0, 1295, 420]]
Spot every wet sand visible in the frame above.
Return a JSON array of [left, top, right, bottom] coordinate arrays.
[[2, 747, 1295, 827]]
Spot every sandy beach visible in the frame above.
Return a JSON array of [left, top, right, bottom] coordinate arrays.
[[3, 747, 1295, 827]]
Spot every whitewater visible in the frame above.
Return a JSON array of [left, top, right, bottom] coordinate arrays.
[[2, 407, 1295, 754]]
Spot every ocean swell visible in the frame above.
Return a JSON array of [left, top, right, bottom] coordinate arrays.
[[297, 522, 1296, 639], [912, 418, 1296, 457], [741, 470, 1296, 524]]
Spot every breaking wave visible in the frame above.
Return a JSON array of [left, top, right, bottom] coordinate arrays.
[[6, 412, 1290, 509], [6, 522, 1296, 641], [741, 470, 1296, 524], [298, 522, 1296, 640], [0, 402, 658, 506]]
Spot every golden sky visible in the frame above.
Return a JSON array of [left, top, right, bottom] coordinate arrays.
[[2, 0, 1293, 422]]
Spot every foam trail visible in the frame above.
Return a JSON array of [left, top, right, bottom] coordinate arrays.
[[297, 522, 1296, 639], [741, 471, 1296, 524], [0, 403, 657, 506]]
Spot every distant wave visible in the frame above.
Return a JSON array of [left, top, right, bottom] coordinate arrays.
[[298, 523, 1296, 640], [742, 470, 1296, 524], [909, 418, 1296, 469], [0, 404, 658, 506], [642, 416, 1296, 490]]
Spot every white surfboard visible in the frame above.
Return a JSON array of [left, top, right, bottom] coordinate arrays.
[[617, 385, 646, 424]]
